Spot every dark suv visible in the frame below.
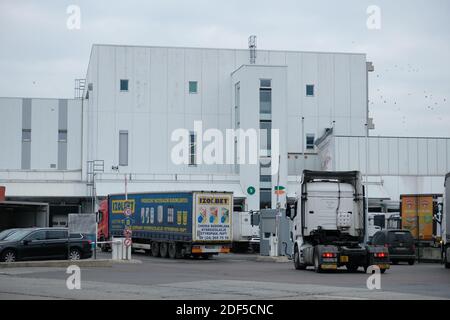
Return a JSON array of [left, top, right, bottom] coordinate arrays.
[[371, 229, 416, 265], [0, 228, 93, 262]]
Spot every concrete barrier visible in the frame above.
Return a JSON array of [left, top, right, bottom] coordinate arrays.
[[0, 259, 141, 269]]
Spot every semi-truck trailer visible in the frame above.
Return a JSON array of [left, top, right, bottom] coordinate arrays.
[[97, 191, 233, 258], [286, 170, 390, 273], [443, 173, 450, 268], [231, 211, 260, 253]]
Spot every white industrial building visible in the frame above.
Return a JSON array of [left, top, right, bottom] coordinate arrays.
[[0, 43, 449, 224]]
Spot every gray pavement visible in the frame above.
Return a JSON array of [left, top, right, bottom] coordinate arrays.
[[0, 252, 449, 300]]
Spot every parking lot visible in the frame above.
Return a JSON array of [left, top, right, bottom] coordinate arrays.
[[0, 252, 449, 300]]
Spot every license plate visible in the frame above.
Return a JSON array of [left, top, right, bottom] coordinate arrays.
[[340, 255, 349, 263]]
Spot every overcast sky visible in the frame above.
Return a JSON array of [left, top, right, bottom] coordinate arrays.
[[0, 0, 449, 137]]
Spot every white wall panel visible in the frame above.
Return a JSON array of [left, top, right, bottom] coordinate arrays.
[[0, 98, 21, 169]]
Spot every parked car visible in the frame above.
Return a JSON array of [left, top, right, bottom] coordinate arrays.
[[371, 229, 416, 265], [0, 227, 93, 262], [0, 228, 19, 241]]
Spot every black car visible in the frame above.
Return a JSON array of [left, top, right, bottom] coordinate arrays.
[[0, 228, 19, 241], [0, 228, 93, 262], [371, 229, 416, 265]]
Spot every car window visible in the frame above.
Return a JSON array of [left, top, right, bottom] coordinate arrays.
[[0, 229, 16, 240], [46, 230, 68, 240], [26, 230, 46, 241], [388, 231, 413, 243], [70, 233, 83, 239]]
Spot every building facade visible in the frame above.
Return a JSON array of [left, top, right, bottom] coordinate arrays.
[[1, 44, 448, 224]]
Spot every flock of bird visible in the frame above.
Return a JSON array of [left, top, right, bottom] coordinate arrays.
[[370, 63, 448, 125]]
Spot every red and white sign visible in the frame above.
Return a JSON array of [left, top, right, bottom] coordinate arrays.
[[123, 228, 132, 238], [124, 207, 132, 216], [124, 238, 132, 247]]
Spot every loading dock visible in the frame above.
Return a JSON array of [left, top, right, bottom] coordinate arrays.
[[0, 201, 49, 231]]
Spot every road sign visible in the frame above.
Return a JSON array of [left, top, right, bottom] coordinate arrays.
[[247, 186, 256, 195], [124, 228, 132, 238], [124, 217, 133, 227], [124, 238, 132, 247], [124, 207, 132, 216], [274, 185, 286, 195]]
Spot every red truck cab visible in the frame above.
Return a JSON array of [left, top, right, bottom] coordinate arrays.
[[97, 199, 110, 251]]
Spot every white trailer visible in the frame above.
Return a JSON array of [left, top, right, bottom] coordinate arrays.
[[286, 171, 390, 273], [232, 211, 260, 252]]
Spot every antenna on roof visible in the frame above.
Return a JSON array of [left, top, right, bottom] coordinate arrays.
[[248, 35, 257, 64]]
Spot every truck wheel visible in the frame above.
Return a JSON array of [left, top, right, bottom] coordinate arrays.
[[151, 242, 160, 257], [313, 251, 323, 273], [168, 243, 181, 259], [294, 249, 306, 270], [160, 242, 169, 258]]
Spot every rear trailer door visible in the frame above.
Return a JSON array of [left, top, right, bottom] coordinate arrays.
[[192, 192, 233, 253]]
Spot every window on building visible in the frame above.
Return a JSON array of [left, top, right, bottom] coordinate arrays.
[[260, 188, 272, 209], [119, 130, 128, 166], [306, 134, 315, 150], [306, 84, 315, 97], [260, 89, 272, 114], [58, 130, 67, 142], [260, 175, 271, 182], [189, 81, 198, 94], [22, 129, 31, 141], [260, 79, 271, 88], [120, 79, 129, 91], [260, 120, 271, 155], [189, 132, 196, 166]]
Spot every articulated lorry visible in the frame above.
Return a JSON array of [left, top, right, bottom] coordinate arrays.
[[443, 173, 450, 268], [97, 191, 233, 258], [286, 170, 390, 273]]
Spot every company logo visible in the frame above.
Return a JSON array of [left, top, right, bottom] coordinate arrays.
[[171, 121, 280, 175], [111, 200, 135, 214]]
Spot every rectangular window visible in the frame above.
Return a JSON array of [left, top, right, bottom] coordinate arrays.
[[189, 132, 196, 166], [306, 84, 315, 96], [22, 129, 31, 141], [58, 129, 67, 142], [189, 81, 198, 94], [119, 130, 128, 166], [120, 79, 129, 91], [259, 89, 272, 114], [260, 188, 272, 209], [260, 79, 271, 88], [306, 134, 315, 150], [260, 120, 271, 155]]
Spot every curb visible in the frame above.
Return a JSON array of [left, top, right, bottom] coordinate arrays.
[[0, 259, 142, 269], [255, 256, 291, 263]]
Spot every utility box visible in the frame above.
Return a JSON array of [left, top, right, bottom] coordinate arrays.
[[111, 237, 131, 260], [258, 209, 292, 256]]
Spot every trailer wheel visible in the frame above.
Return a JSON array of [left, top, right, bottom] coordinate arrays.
[[294, 248, 306, 270], [151, 242, 160, 257], [168, 243, 181, 259], [160, 242, 169, 258], [313, 251, 323, 273]]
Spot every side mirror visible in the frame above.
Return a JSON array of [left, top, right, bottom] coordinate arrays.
[[22, 239, 30, 245], [285, 205, 292, 219]]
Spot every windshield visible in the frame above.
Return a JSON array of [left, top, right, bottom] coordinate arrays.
[[388, 231, 413, 243], [3, 229, 33, 241], [0, 229, 16, 240]]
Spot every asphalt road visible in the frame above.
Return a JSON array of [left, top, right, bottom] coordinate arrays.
[[0, 252, 449, 300]]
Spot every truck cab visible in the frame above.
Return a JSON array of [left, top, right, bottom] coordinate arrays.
[[287, 170, 390, 273]]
